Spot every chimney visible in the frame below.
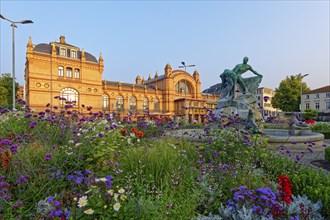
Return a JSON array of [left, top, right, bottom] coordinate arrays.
[[59, 36, 66, 44]]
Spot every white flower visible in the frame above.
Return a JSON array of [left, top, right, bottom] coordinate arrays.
[[84, 208, 94, 214], [107, 189, 114, 195], [114, 193, 119, 201], [69, 140, 74, 144], [100, 177, 107, 182], [118, 188, 125, 194], [113, 202, 121, 211], [127, 138, 131, 145], [77, 196, 88, 208]]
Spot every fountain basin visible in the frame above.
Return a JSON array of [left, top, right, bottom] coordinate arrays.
[[165, 128, 325, 152], [265, 129, 325, 151]]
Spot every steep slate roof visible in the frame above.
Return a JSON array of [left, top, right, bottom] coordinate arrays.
[[304, 85, 330, 94], [105, 80, 162, 91], [33, 43, 51, 54], [144, 75, 165, 84], [33, 43, 98, 63], [202, 83, 222, 94]]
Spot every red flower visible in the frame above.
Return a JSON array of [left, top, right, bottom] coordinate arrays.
[[138, 131, 144, 137], [135, 131, 144, 138], [121, 129, 127, 134], [277, 175, 293, 204], [0, 150, 11, 169]]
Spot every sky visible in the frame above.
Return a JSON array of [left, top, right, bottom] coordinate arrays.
[[0, 0, 329, 91]]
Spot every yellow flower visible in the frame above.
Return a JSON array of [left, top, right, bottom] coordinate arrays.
[[84, 208, 94, 215], [113, 202, 121, 211], [121, 195, 127, 201], [118, 188, 125, 194], [73, 197, 77, 201], [78, 196, 88, 208]]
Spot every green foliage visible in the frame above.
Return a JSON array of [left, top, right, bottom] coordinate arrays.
[[272, 74, 310, 112], [302, 109, 318, 120], [310, 122, 330, 138], [290, 167, 330, 217], [0, 86, 8, 104], [325, 147, 330, 164], [310, 122, 330, 133], [0, 73, 19, 107], [1, 106, 330, 219]]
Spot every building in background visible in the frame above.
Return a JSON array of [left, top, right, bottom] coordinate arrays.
[[301, 85, 330, 121], [256, 87, 280, 118], [24, 36, 219, 122]]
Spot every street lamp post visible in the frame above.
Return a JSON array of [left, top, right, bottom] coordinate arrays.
[[178, 62, 195, 123], [300, 73, 309, 115], [0, 14, 33, 111]]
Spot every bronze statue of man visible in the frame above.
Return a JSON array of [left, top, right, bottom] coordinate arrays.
[[232, 56, 262, 94], [220, 57, 262, 97]]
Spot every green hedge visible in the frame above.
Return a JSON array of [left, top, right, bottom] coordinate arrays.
[[322, 132, 330, 139], [325, 147, 330, 164]]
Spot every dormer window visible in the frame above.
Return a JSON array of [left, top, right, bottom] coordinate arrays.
[[71, 50, 77, 59], [60, 48, 66, 56]]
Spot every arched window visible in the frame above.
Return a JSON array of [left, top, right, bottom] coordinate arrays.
[[142, 97, 149, 111], [66, 67, 72, 78], [116, 96, 124, 111], [175, 80, 190, 94], [154, 98, 159, 112], [60, 88, 78, 106], [129, 96, 137, 112], [102, 94, 109, 110], [74, 69, 80, 78], [58, 66, 64, 77]]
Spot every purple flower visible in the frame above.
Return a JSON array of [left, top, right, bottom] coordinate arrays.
[[3, 194, 12, 200], [105, 175, 114, 189], [10, 144, 19, 154], [0, 138, 11, 145], [0, 182, 10, 187], [24, 113, 32, 118], [47, 196, 54, 203], [45, 153, 52, 161], [54, 209, 63, 217], [253, 205, 263, 215], [54, 200, 60, 207], [12, 200, 24, 209], [29, 121, 38, 129], [213, 151, 219, 157], [15, 175, 29, 185]]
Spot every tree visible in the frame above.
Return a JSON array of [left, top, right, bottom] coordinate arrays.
[[272, 74, 310, 112], [0, 86, 8, 105], [0, 73, 19, 107], [302, 109, 318, 120]]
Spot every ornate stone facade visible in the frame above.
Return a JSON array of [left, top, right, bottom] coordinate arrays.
[[25, 36, 219, 122]]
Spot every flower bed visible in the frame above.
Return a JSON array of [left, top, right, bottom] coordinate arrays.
[[0, 102, 329, 219]]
